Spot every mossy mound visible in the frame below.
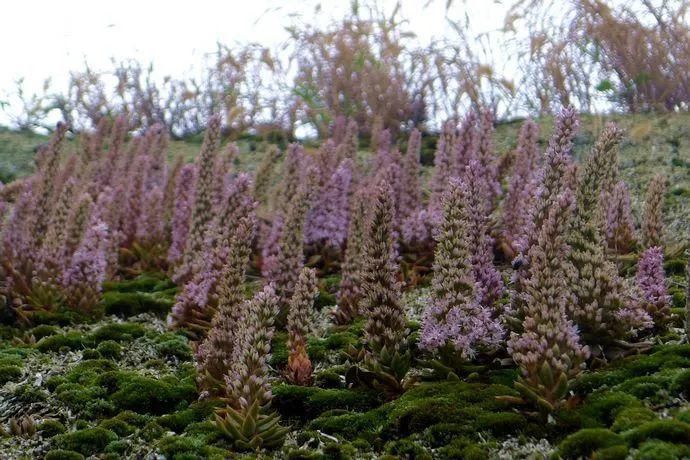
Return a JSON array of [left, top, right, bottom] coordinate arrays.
[[54, 427, 118, 456]]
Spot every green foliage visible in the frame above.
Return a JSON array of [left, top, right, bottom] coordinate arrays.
[[82, 349, 101, 360], [44, 450, 86, 460], [38, 419, 67, 437], [102, 291, 174, 316], [36, 331, 92, 352], [611, 407, 657, 432], [109, 374, 196, 414], [568, 391, 643, 428], [0, 364, 22, 384], [54, 427, 118, 456], [635, 440, 690, 459], [140, 421, 165, 441], [96, 340, 122, 359], [385, 438, 433, 459], [112, 410, 150, 428], [156, 435, 228, 459], [102, 274, 170, 293], [158, 400, 221, 433], [90, 323, 146, 342], [99, 418, 135, 437], [671, 369, 690, 395], [594, 445, 629, 460], [270, 331, 289, 367], [272, 385, 380, 420], [29, 324, 59, 339], [557, 429, 626, 459], [215, 400, 290, 451], [624, 420, 690, 446], [154, 333, 192, 360]]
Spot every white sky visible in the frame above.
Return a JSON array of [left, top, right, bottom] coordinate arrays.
[[0, 0, 510, 126]]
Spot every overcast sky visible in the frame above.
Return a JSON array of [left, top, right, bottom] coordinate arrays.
[[0, 0, 510, 126]]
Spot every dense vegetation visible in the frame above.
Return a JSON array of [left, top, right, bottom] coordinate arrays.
[[0, 106, 689, 459]]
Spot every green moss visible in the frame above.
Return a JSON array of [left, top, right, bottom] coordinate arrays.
[[46, 375, 67, 391], [309, 410, 387, 440], [624, 420, 690, 446], [65, 360, 117, 385], [99, 418, 135, 437], [141, 421, 165, 441], [570, 370, 628, 394], [593, 445, 629, 460], [0, 354, 23, 368], [424, 424, 473, 447], [475, 411, 527, 436], [90, 323, 146, 342], [29, 324, 59, 339], [270, 331, 288, 367], [572, 391, 643, 428], [44, 450, 86, 460], [670, 288, 686, 309], [381, 381, 517, 438], [38, 419, 67, 437], [635, 440, 690, 460], [273, 385, 380, 420], [97, 340, 122, 359], [436, 437, 490, 460], [616, 375, 670, 403], [385, 439, 433, 459], [155, 435, 228, 460], [104, 439, 130, 455], [557, 429, 625, 459], [678, 410, 690, 424], [13, 383, 48, 403], [314, 369, 345, 389], [671, 369, 690, 395], [112, 410, 150, 428], [36, 332, 93, 352], [102, 291, 174, 316], [154, 333, 192, 360], [0, 364, 22, 384], [158, 400, 221, 432], [55, 427, 118, 456], [109, 374, 196, 414], [611, 407, 657, 432], [103, 275, 163, 293], [55, 383, 113, 418], [82, 349, 101, 360]]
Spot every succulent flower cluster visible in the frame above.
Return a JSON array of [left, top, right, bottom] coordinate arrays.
[[507, 190, 589, 413], [195, 216, 256, 396], [168, 174, 257, 338], [168, 164, 197, 265], [420, 178, 503, 362], [635, 246, 671, 328], [333, 190, 368, 325], [605, 181, 637, 254], [215, 285, 289, 451], [286, 267, 319, 385], [176, 114, 222, 282], [642, 174, 667, 249], [304, 159, 352, 251], [268, 175, 314, 325], [0, 114, 215, 323], [360, 182, 407, 357], [499, 119, 540, 258], [567, 124, 651, 345], [508, 107, 580, 328]]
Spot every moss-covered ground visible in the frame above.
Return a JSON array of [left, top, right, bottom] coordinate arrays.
[[0, 269, 686, 459]]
